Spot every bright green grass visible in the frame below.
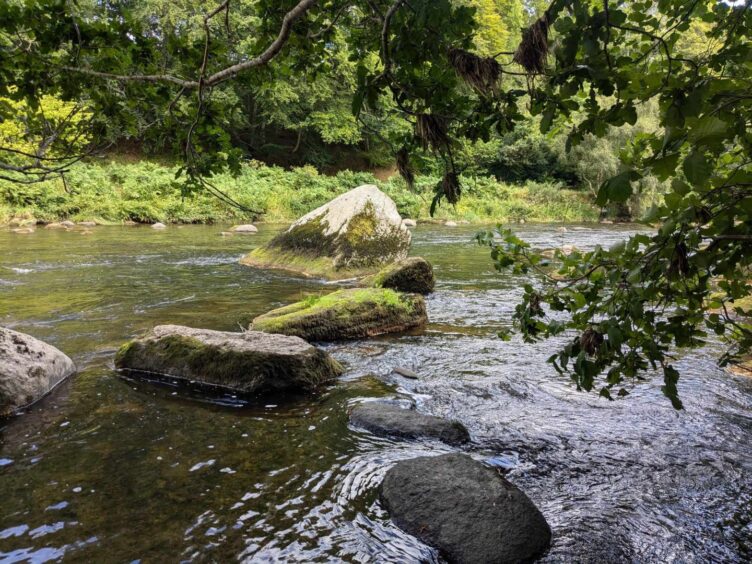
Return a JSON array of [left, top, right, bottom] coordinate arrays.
[[0, 159, 599, 225]]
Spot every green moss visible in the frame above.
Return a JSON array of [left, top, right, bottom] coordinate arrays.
[[114, 341, 135, 366], [363, 257, 435, 294], [115, 333, 343, 393], [252, 288, 426, 341], [258, 288, 412, 332]]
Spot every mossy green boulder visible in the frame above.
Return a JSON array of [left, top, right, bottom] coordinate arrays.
[[241, 185, 411, 279], [114, 325, 343, 395], [251, 288, 427, 341], [363, 256, 435, 294]]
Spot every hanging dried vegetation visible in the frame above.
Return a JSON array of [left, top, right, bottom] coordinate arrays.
[[580, 328, 604, 356], [396, 147, 415, 191], [429, 169, 462, 216], [514, 13, 550, 74], [440, 169, 461, 205], [447, 48, 501, 95], [415, 113, 449, 152]]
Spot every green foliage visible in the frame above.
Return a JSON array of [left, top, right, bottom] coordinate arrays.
[[0, 159, 598, 225], [4, 0, 749, 406], [481, 0, 752, 407]]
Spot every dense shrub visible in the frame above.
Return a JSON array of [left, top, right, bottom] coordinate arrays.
[[0, 159, 599, 225]]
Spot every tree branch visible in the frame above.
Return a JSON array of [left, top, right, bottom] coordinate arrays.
[[60, 0, 318, 90]]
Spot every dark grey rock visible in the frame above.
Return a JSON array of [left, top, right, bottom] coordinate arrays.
[[349, 403, 469, 446], [381, 453, 551, 563], [0, 327, 76, 416], [365, 256, 435, 294]]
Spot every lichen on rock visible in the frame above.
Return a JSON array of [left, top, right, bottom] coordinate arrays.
[[251, 288, 427, 341], [1, 327, 76, 417], [241, 185, 411, 279]]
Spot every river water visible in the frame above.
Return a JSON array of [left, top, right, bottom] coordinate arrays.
[[0, 224, 750, 563]]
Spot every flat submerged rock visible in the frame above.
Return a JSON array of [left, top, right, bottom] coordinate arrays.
[[349, 403, 469, 446], [115, 324, 343, 395], [381, 453, 552, 564]]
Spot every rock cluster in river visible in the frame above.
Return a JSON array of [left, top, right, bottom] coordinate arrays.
[[0, 327, 76, 416], [3, 185, 550, 562]]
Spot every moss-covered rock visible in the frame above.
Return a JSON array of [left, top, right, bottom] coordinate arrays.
[[251, 288, 427, 341], [114, 325, 343, 395], [363, 256, 435, 294], [241, 185, 411, 279]]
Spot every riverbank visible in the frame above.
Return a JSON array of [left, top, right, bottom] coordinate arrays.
[[0, 159, 599, 226]]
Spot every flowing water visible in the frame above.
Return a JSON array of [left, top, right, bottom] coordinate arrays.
[[0, 223, 750, 563]]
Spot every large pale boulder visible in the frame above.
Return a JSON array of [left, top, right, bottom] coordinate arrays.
[[114, 325, 343, 395], [251, 288, 426, 341], [0, 327, 76, 416], [241, 185, 411, 279], [381, 453, 552, 564], [350, 403, 469, 445]]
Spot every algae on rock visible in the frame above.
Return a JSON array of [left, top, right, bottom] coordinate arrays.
[[251, 288, 427, 341], [363, 256, 435, 294], [115, 325, 343, 395], [241, 185, 411, 279]]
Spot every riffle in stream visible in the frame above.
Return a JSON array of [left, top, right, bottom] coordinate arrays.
[[0, 224, 750, 562]]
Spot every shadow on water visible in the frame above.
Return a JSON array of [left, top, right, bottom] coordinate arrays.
[[0, 223, 750, 562]]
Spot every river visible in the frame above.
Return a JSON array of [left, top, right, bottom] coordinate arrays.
[[0, 223, 750, 562]]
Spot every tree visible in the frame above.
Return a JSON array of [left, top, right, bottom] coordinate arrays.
[[1, 0, 750, 406], [479, 0, 752, 408]]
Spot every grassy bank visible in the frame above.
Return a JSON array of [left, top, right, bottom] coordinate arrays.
[[0, 159, 599, 226]]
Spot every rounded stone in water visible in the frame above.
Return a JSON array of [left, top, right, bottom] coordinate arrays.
[[0, 327, 77, 416], [349, 402, 469, 446], [381, 453, 551, 564]]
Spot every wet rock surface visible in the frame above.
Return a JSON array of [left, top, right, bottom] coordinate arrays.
[[0, 327, 76, 416], [115, 324, 343, 395], [349, 403, 469, 445], [252, 288, 427, 341], [381, 453, 552, 564], [364, 256, 435, 294]]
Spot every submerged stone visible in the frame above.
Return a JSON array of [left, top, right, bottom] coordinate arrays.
[[0, 327, 76, 417], [381, 453, 552, 564], [114, 324, 343, 395], [251, 288, 426, 341], [349, 403, 469, 445], [231, 224, 258, 233], [240, 184, 411, 279], [363, 256, 435, 294]]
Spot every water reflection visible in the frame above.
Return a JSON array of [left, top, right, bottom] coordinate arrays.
[[0, 223, 750, 562]]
